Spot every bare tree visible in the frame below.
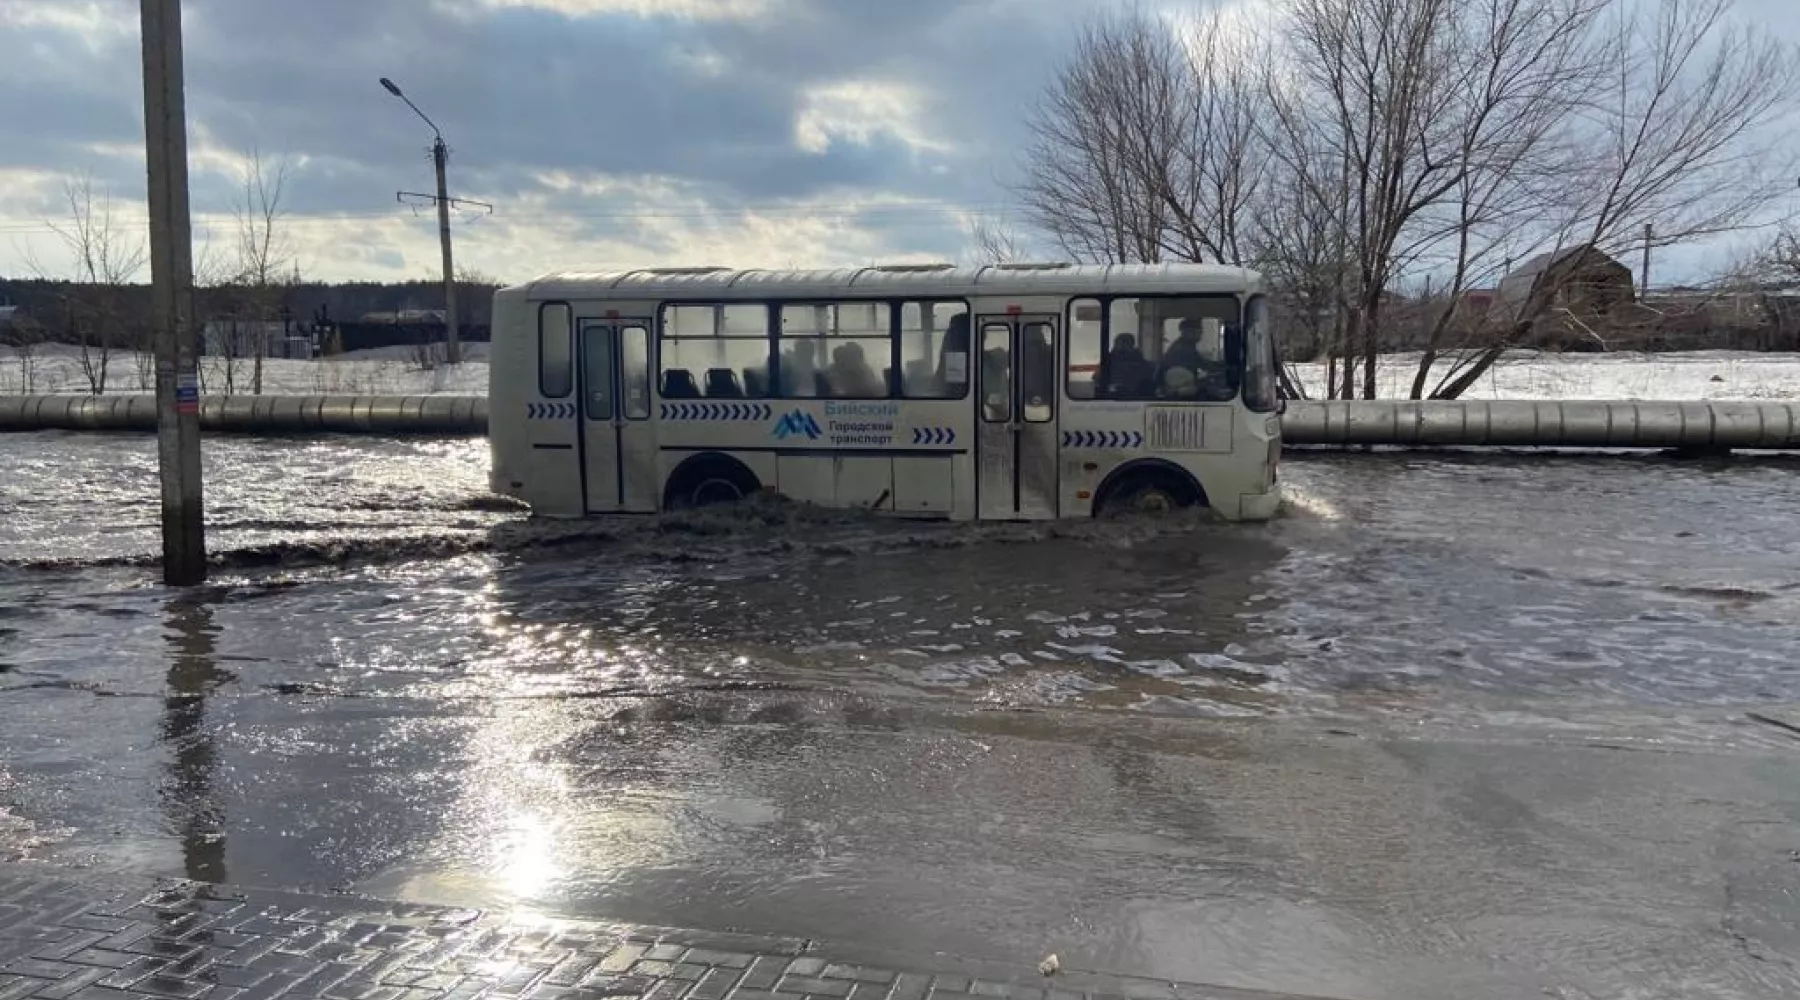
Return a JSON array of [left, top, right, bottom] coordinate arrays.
[[966, 214, 1029, 264], [1019, 8, 1269, 266], [232, 147, 296, 396], [31, 175, 147, 394], [1264, 0, 1613, 398], [455, 264, 498, 285], [1, 314, 45, 394], [1020, 0, 1797, 399], [1430, 0, 1799, 396], [1759, 224, 1800, 285]]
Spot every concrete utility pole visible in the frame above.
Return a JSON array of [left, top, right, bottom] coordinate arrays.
[[140, 0, 206, 586], [433, 137, 460, 365], [382, 78, 482, 367], [1642, 222, 1653, 297]]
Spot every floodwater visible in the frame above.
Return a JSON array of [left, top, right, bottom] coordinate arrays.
[[5, 432, 1800, 999]]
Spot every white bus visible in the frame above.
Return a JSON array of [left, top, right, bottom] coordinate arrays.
[[488, 263, 1282, 522]]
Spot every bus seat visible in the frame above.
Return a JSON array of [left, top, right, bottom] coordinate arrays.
[[813, 372, 832, 397], [742, 368, 768, 397], [662, 369, 700, 399], [705, 368, 744, 398]]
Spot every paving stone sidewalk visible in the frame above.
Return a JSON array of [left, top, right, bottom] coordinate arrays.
[[0, 872, 1299, 1000]]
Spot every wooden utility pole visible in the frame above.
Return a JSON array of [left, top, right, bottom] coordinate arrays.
[[140, 0, 206, 585], [1642, 222, 1653, 296]]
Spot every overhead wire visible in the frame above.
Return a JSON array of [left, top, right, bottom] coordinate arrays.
[[0, 201, 1031, 236]]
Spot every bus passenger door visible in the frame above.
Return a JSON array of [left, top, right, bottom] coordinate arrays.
[[579, 319, 658, 513], [975, 314, 1059, 519]]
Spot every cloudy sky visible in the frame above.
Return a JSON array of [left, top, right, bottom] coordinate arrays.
[[1, 0, 1795, 285]]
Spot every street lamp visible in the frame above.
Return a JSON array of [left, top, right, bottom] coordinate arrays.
[[380, 76, 461, 366]]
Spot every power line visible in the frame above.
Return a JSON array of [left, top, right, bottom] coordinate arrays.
[[0, 200, 1028, 235]]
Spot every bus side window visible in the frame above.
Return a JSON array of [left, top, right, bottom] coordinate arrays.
[[902, 301, 968, 399], [661, 303, 770, 400], [780, 303, 891, 400], [1021, 322, 1055, 422], [1103, 298, 1156, 400], [1067, 299, 1101, 399], [979, 323, 1011, 422], [621, 325, 651, 418], [539, 302, 573, 398]]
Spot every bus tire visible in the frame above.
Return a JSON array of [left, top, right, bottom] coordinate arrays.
[[665, 454, 761, 510], [1093, 462, 1205, 518]]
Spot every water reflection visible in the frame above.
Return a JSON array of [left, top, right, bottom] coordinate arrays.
[[462, 518, 1297, 716], [160, 594, 231, 883]]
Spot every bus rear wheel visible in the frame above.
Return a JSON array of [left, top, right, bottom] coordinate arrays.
[[1097, 469, 1202, 518], [666, 457, 761, 510]]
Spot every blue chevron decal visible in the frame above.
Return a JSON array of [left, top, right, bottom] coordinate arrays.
[[658, 401, 775, 421], [1062, 429, 1145, 448], [910, 427, 956, 445], [527, 402, 576, 420]]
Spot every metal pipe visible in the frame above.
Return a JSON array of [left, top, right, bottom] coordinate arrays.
[[0, 395, 488, 436], [2, 396, 1796, 450], [1281, 400, 1800, 450]]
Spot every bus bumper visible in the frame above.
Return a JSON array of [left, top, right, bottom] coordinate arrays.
[[1238, 489, 1281, 521]]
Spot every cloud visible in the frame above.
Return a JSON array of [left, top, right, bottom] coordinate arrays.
[[2, 0, 1791, 283], [471, 0, 774, 18], [1, 0, 1096, 281]]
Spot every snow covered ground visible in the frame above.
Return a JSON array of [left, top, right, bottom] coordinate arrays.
[[1288, 350, 1800, 401], [0, 344, 488, 396], [4, 344, 1799, 401]]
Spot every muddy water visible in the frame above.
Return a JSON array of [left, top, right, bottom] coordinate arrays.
[[6, 434, 1797, 714], [4, 433, 1800, 998]]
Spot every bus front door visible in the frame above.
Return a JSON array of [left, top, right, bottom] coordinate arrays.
[[579, 319, 657, 513], [975, 314, 1059, 519]]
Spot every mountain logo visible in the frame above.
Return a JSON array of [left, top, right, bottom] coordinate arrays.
[[772, 410, 822, 440]]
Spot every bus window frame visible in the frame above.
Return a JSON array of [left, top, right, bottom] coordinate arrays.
[[655, 301, 776, 401], [896, 298, 973, 402], [773, 298, 897, 401], [646, 296, 975, 403], [618, 322, 653, 420], [538, 300, 574, 399], [1063, 293, 1246, 403]]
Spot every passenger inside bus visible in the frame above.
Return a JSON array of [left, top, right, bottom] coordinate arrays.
[[781, 340, 820, 397], [1103, 333, 1154, 398], [1156, 319, 1231, 399], [827, 341, 884, 397]]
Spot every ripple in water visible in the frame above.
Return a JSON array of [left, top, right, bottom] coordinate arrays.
[[3, 435, 1800, 718]]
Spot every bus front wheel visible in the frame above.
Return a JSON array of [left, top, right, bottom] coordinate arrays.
[[1095, 466, 1203, 518]]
